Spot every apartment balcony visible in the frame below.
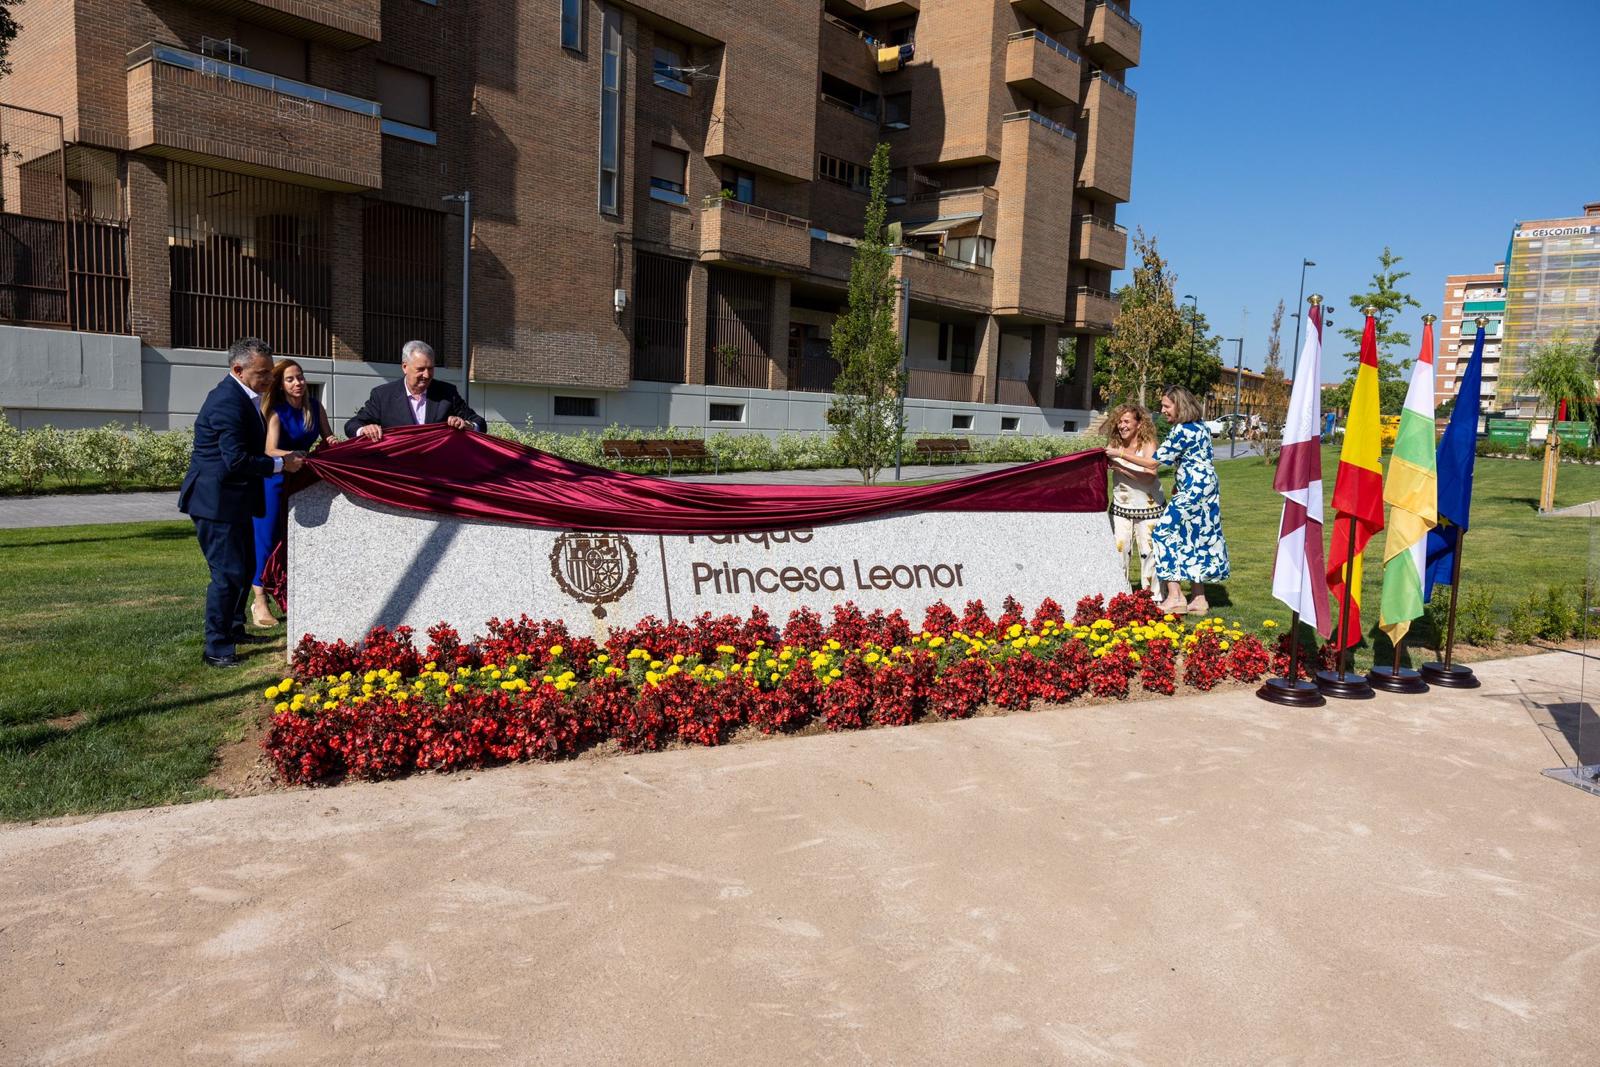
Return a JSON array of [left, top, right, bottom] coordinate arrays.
[[1076, 72, 1137, 204], [1005, 30, 1082, 109], [125, 43, 381, 190], [820, 12, 887, 86], [992, 111, 1077, 319], [997, 376, 1040, 407], [187, 0, 381, 47], [840, 0, 921, 14], [1084, 0, 1142, 68], [698, 198, 813, 274], [1067, 286, 1119, 335], [1011, 0, 1086, 31], [907, 367, 986, 404], [1073, 214, 1127, 270], [892, 250, 994, 314], [902, 186, 998, 234]]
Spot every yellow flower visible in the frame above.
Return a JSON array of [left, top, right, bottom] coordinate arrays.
[[828, 668, 841, 678], [928, 636, 946, 649], [264, 686, 280, 700], [769, 672, 780, 682], [779, 649, 793, 662], [1219, 641, 1231, 650], [274, 701, 289, 714], [645, 670, 660, 686], [1026, 635, 1041, 648], [1262, 620, 1279, 629], [649, 660, 663, 670], [548, 644, 564, 657], [280, 677, 295, 690], [864, 652, 880, 664]]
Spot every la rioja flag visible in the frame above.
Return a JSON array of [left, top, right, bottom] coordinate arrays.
[[1270, 297, 1332, 636], [1377, 317, 1438, 645]]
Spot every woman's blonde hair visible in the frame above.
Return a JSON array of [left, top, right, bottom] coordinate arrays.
[[1102, 402, 1157, 448], [1162, 385, 1205, 425]]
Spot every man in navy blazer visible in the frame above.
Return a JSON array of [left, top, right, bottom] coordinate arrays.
[[178, 338, 307, 667], [344, 340, 486, 440]]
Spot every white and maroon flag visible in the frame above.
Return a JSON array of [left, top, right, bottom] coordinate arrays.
[[1271, 299, 1333, 636]]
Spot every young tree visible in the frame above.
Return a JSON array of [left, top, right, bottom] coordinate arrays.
[[1518, 332, 1597, 428], [1157, 301, 1223, 401], [0, 1, 19, 78], [1259, 299, 1289, 431], [1339, 247, 1421, 390], [827, 142, 905, 484], [1103, 228, 1183, 406]]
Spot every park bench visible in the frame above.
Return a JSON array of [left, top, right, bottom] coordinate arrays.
[[601, 438, 720, 476], [913, 437, 974, 463]]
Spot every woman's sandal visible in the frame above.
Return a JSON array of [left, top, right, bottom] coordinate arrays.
[[1186, 599, 1210, 616]]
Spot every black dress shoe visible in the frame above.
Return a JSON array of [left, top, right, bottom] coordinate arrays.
[[203, 653, 241, 668], [230, 633, 272, 645]]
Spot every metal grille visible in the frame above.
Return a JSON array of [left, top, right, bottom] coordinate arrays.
[[631, 250, 690, 382], [168, 162, 332, 357], [0, 105, 67, 327], [363, 200, 448, 364], [64, 147, 130, 335], [706, 266, 773, 388]]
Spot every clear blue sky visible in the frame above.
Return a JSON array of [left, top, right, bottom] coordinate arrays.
[[1120, 0, 1600, 381]]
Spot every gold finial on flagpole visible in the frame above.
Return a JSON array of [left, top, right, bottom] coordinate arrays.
[[1363, 304, 1378, 317], [1422, 313, 1437, 324], [1475, 315, 1489, 328], [1308, 293, 1323, 306]]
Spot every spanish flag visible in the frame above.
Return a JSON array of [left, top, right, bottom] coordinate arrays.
[[1378, 317, 1438, 646], [1326, 309, 1386, 650]]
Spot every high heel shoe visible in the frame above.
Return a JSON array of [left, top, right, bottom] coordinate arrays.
[[250, 592, 277, 628]]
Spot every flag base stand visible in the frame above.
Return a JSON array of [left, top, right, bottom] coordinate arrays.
[[1419, 661, 1479, 689], [1542, 765, 1600, 799], [1256, 677, 1326, 707], [1315, 669, 1374, 700], [1366, 665, 1428, 694]]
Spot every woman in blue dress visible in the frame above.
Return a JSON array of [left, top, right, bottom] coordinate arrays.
[[1106, 385, 1229, 616], [250, 359, 333, 626]]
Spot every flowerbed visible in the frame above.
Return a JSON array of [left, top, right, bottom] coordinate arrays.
[[262, 592, 1295, 785]]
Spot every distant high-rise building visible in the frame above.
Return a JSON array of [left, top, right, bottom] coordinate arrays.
[[1435, 267, 1505, 408], [1500, 202, 1600, 414]]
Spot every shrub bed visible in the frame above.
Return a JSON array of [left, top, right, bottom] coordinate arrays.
[[262, 593, 1282, 785]]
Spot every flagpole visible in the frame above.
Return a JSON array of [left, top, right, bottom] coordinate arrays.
[[1257, 608, 1324, 706], [1421, 528, 1480, 688]]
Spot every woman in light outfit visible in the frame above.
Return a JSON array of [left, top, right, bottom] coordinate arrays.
[[1107, 386, 1230, 616], [1102, 402, 1164, 595]]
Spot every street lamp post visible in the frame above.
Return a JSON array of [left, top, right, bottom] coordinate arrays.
[[1183, 293, 1198, 390], [442, 191, 473, 408], [1226, 337, 1244, 457], [1289, 258, 1315, 379]]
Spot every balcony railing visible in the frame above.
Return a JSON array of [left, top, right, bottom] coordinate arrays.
[[1094, 0, 1141, 29], [1089, 69, 1137, 99], [907, 368, 986, 403], [997, 377, 1040, 407], [1007, 29, 1082, 63], [129, 43, 380, 117], [788, 352, 841, 393], [1002, 109, 1077, 141], [701, 196, 810, 230]]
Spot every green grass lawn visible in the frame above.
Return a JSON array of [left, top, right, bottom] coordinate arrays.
[[0, 522, 286, 821], [2, 451, 1593, 822]]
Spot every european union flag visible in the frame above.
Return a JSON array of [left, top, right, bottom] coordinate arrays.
[[1424, 325, 1486, 599]]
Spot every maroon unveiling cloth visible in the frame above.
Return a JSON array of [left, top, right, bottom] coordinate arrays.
[[261, 424, 1107, 610]]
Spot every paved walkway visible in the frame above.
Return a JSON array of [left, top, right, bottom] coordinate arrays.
[[0, 464, 1019, 530], [3, 652, 1597, 1064]]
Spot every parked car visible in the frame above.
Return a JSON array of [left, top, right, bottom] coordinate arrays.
[[1203, 413, 1249, 437]]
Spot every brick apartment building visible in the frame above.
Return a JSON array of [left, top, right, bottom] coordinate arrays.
[[0, 0, 1140, 435], [1435, 267, 1504, 408]]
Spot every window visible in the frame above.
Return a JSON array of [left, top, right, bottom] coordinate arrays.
[[653, 39, 691, 94], [939, 322, 977, 373], [947, 235, 995, 268], [561, 0, 583, 51], [235, 23, 307, 81], [649, 144, 688, 205], [598, 7, 622, 214], [819, 154, 869, 192], [1063, 419, 1078, 432], [951, 414, 974, 430], [883, 92, 912, 129], [1000, 416, 1020, 432], [377, 63, 434, 142], [554, 395, 599, 418], [820, 74, 878, 121], [709, 403, 745, 423], [721, 167, 755, 204]]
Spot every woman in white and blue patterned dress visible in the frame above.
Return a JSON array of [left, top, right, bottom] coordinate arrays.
[[1106, 386, 1229, 615]]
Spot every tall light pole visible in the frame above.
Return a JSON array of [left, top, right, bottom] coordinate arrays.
[[1290, 258, 1315, 379], [1183, 293, 1198, 390], [442, 191, 473, 408], [1226, 336, 1244, 457]]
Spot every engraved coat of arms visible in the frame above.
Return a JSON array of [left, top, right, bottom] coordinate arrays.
[[550, 532, 638, 618]]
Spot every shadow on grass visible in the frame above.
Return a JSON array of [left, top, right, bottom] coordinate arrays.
[[0, 676, 269, 755], [8, 527, 194, 550]]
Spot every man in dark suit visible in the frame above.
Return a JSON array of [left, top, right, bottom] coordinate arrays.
[[178, 338, 307, 668], [344, 340, 486, 440]]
